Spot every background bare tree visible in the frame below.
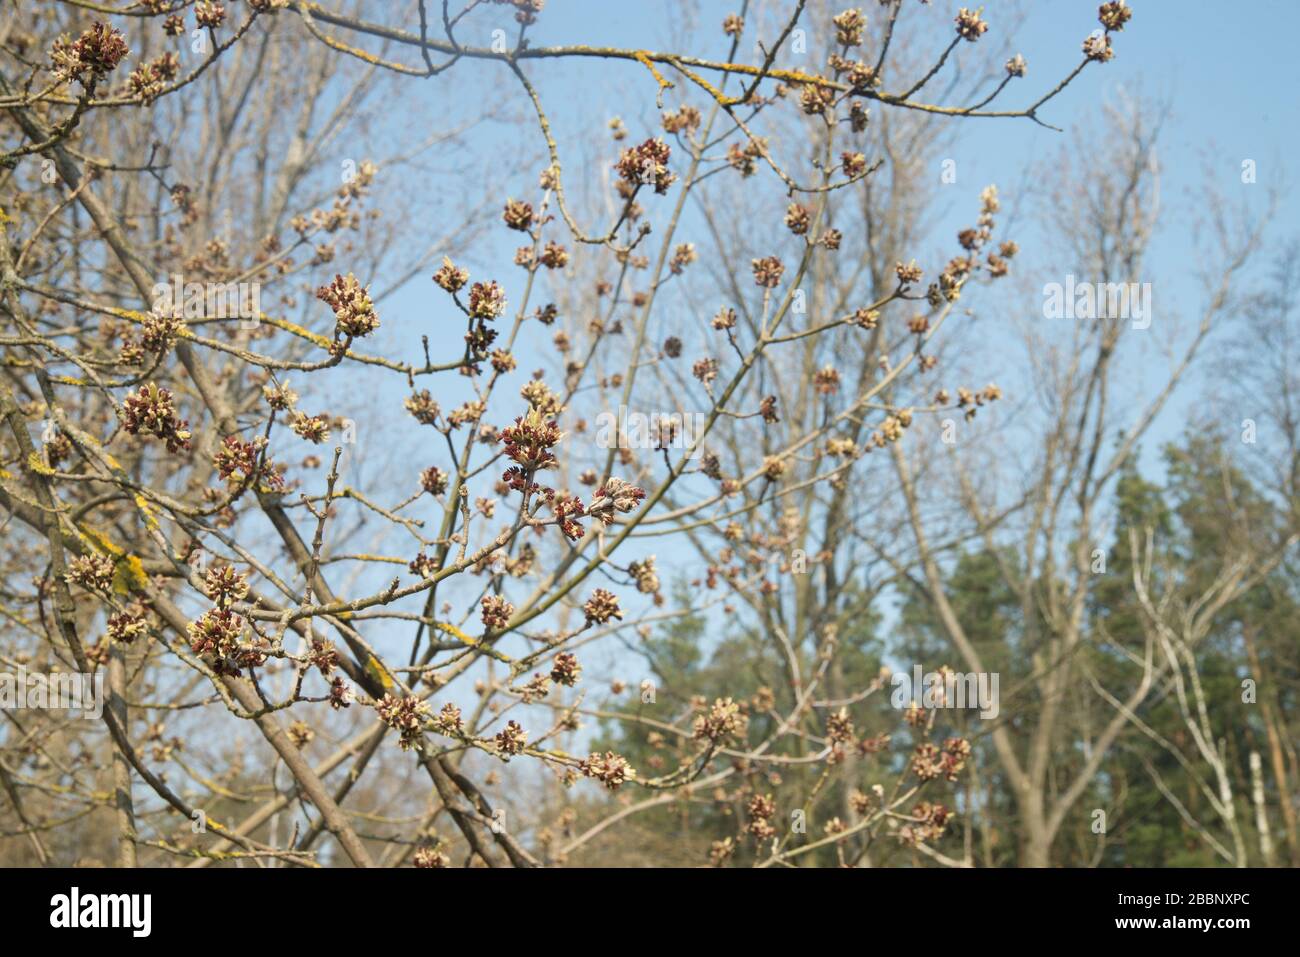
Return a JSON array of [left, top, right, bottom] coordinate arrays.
[[0, 0, 1293, 870]]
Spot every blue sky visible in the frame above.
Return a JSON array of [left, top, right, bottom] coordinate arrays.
[[290, 0, 1297, 691], [377, 0, 1298, 451]]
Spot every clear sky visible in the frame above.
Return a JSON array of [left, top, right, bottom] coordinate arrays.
[[378, 0, 1299, 457], [305, 1, 1298, 686], [359, 0, 1299, 510]]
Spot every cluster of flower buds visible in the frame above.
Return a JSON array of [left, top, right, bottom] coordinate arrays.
[[1082, 33, 1113, 62], [826, 707, 855, 744], [480, 594, 514, 630], [195, 2, 227, 28], [955, 7, 988, 42], [50, 22, 128, 86], [784, 203, 811, 236], [615, 138, 675, 194], [434, 702, 463, 736], [850, 788, 875, 815], [467, 280, 506, 321], [307, 637, 340, 676], [287, 721, 314, 749], [186, 607, 248, 672], [1084, 1, 1132, 61], [128, 52, 179, 101], [746, 793, 777, 842], [449, 400, 485, 431], [412, 844, 450, 868], [106, 603, 150, 644], [500, 407, 564, 476], [376, 693, 431, 750], [662, 105, 702, 136], [186, 565, 265, 675], [42, 429, 72, 469], [693, 696, 748, 743], [751, 255, 785, 288], [583, 588, 623, 625], [205, 565, 249, 605], [940, 737, 972, 779], [420, 466, 448, 496], [832, 7, 866, 46], [433, 257, 469, 293], [586, 477, 646, 526], [65, 554, 115, 592], [520, 379, 564, 417], [799, 78, 836, 116], [539, 491, 584, 541], [262, 380, 298, 411], [899, 801, 952, 846], [122, 383, 192, 452], [495, 720, 527, 757], [814, 364, 841, 395], [405, 553, 436, 574], [864, 408, 911, 449], [329, 676, 354, 710], [579, 751, 634, 790], [290, 411, 330, 444], [317, 273, 379, 339], [537, 241, 568, 270], [140, 309, 184, 352], [1098, 0, 1132, 31], [629, 555, 660, 595], [549, 652, 582, 687], [896, 260, 923, 287], [912, 736, 973, 782], [727, 137, 766, 177], [693, 356, 719, 386], [404, 390, 440, 426], [502, 198, 534, 231]]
